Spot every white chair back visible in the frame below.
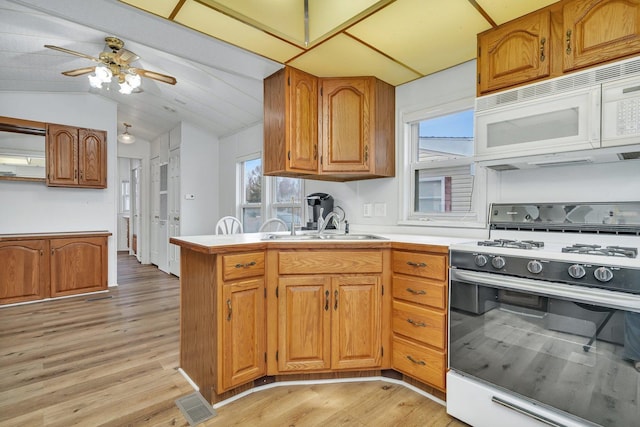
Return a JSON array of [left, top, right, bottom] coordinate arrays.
[[258, 218, 288, 232], [216, 216, 243, 235]]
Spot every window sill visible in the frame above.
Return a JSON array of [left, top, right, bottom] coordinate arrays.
[[398, 218, 487, 230]]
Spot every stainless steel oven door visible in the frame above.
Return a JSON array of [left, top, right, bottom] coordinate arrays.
[[449, 268, 640, 427]]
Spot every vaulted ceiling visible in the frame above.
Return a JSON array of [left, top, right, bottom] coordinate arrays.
[[0, 0, 558, 143]]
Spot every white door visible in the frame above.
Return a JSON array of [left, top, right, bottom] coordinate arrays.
[[168, 148, 181, 276], [132, 164, 142, 263], [150, 156, 160, 266]]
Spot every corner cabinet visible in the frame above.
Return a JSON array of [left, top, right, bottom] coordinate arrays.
[[263, 66, 395, 182], [47, 124, 107, 188], [0, 232, 110, 305], [263, 67, 319, 177], [319, 77, 395, 180], [477, 9, 551, 94], [563, 0, 640, 72]]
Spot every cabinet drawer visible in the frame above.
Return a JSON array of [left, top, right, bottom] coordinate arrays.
[[392, 251, 446, 281], [392, 300, 445, 350], [278, 250, 382, 274], [392, 275, 446, 310], [393, 336, 445, 390], [222, 252, 265, 280]]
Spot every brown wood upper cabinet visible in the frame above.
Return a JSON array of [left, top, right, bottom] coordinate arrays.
[[478, 0, 640, 95], [563, 0, 640, 72], [264, 66, 395, 181], [319, 77, 395, 179], [47, 124, 107, 188], [477, 9, 551, 94]]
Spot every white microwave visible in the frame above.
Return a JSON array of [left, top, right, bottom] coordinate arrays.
[[475, 56, 640, 163], [475, 85, 601, 161]]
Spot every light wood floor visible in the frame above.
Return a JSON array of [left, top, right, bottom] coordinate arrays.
[[0, 253, 467, 426]]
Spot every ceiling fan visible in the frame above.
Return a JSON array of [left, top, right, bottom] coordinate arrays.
[[45, 36, 177, 93]]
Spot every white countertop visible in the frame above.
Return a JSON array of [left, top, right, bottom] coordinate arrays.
[[170, 231, 474, 249]]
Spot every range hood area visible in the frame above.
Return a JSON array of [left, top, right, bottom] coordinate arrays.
[[475, 56, 640, 170]]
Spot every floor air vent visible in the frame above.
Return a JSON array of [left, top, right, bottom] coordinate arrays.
[[619, 151, 640, 160], [175, 392, 217, 425]]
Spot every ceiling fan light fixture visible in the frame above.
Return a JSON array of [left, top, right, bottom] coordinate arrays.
[[118, 123, 136, 144], [119, 72, 141, 94], [89, 64, 113, 88]]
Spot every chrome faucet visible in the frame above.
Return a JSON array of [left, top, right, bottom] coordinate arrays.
[[318, 211, 340, 234]]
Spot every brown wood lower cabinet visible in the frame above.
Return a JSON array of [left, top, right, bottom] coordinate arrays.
[[0, 232, 110, 305]]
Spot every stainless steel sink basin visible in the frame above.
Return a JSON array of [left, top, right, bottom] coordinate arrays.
[[262, 233, 388, 241]]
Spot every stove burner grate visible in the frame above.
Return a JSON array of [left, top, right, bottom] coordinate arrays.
[[478, 239, 545, 250], [561, 244, 638, 258]]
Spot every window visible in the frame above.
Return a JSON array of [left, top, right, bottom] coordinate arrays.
[[120, 180, 130, 213], [237, 155, 304, 232], [401, 98, 486, 226]]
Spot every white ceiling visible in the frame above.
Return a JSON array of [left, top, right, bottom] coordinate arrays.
[[0, 0, 558, 143]]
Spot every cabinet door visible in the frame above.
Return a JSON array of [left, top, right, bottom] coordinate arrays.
[[564, 0, 640, 72], [220, 278, 265, 391], [287, 67, 318, 172], [331, 275, 382, 370], [478, 10, 551, 94], [47, 124, 78, 186], [0, 240, 47, 304], [277, 275, 331, 371], [78, 128, 107, 188], [320, 77, 371, 173], [50, 237, 107, 297]]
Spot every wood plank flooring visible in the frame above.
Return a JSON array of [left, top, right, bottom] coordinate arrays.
[[0, 253, 466, 426]]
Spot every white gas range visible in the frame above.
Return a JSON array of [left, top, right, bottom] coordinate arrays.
[[447, 202, 640, 427]]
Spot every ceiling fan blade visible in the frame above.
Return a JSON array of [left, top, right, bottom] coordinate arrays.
[[114, 48, 139, 65], [44, 45, 101, 63], [62, 66, 96, 77], [130, 68, 177, 85]]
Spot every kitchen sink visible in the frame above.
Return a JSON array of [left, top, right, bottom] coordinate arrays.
[[262, 233, 388, 241]]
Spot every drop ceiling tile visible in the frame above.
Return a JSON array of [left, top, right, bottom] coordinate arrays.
[[174, 0, 303, 63], [288, 34, 421, 86], [348, 0, 491, 77], [197, 0, 390, 47], [476, 0, 560, 25], [119, 0, 179, 18]]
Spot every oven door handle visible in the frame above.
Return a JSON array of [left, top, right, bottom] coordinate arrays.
[[491, 396, 568, 427], [451, 269, 640, 312]]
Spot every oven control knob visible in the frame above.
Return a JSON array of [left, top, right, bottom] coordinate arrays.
[[491, 256, 506, 269], [527, 260, 543, 274], [594, 267, 614, 283], [568, 264, 586, 279], [474, 254, 488, 267]]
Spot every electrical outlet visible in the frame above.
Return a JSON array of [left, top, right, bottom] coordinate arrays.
[[374, 203, 386, 217], [185, 194, 195, 200], [363, 203, 372, 217]]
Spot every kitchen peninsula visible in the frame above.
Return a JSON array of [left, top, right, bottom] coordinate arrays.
[[170, 232, 469, 404]]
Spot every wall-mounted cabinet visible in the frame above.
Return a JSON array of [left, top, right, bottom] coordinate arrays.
[[47, 124, 107, 188], [264, 66, 395, 181], [477, 0, 640, 96]]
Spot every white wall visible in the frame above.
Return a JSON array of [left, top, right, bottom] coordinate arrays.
[[0, 91, 118, 286], [179, 122, 220, 236]]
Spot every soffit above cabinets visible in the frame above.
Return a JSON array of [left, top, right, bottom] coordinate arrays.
[[120, 0, 560, 86]]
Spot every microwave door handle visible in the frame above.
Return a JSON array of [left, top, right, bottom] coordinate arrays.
[[591, 88, 601, 144]]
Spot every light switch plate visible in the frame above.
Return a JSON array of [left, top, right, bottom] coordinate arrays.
[[374, 203, 386, 217], [363, 203, 372, 217]]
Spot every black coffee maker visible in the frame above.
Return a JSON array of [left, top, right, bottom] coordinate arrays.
[[303, 193, 334, 230]]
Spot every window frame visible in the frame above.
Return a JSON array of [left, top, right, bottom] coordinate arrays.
[[398, 97, 488, 228]]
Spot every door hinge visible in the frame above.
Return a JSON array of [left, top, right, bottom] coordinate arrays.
[[478, 46, 481, 57], [381, 346, 384, 357], [320, 155, 323, 165], [478, 73, 481, 84], [287, 76, 290, 86], [320, 87, 323, 96], [264, 287, 267, 298], [276, 351, 279, 361], [276, 286, 279, 298], [264, 352, 267, 363], [381, 285, 384, 296]]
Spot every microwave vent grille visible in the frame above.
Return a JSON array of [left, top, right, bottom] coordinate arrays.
[[477, 57, 640, 112]]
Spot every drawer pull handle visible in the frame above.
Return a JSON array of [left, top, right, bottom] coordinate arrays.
[[334, 290, 339, 310], [226, 299, 232, 321], [539, 37, 546, 62], [407, 318, 427, 327], [235, 261, 257, 268], [406, 355, 426, 366], [406, 288, 426, 295], [566, 29, 572, 55], [406, 261, 427, 268], [325, 290, 330, 311]]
